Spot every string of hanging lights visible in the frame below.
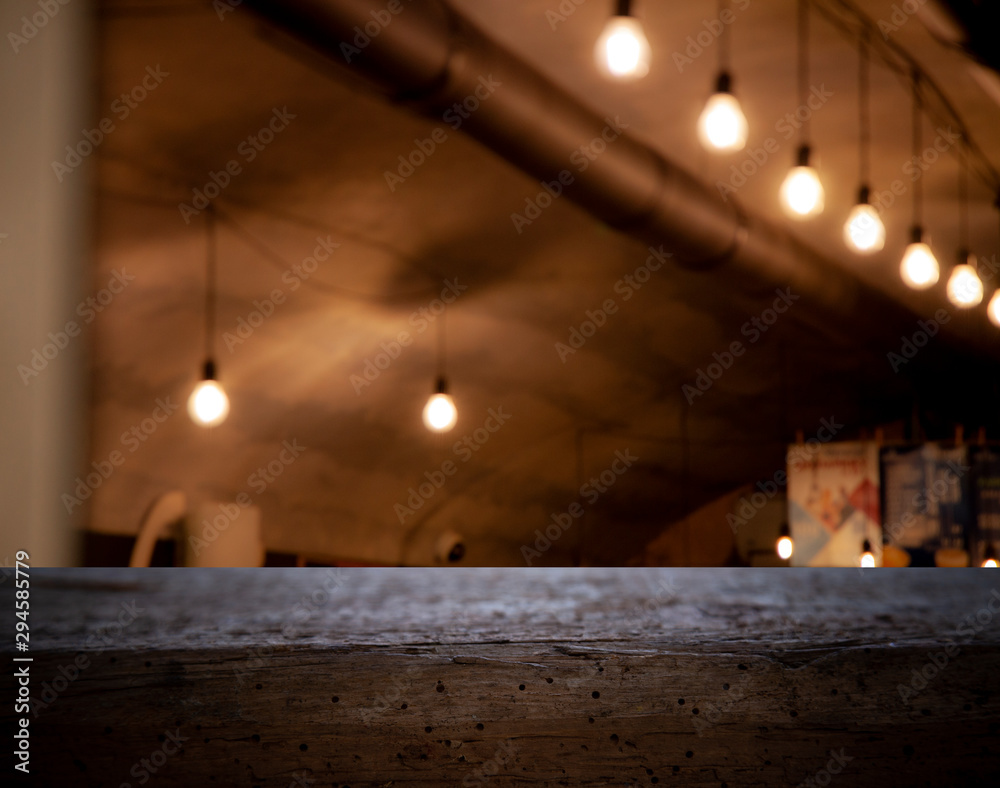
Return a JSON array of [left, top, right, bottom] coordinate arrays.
[[592, 0, 999, 325]]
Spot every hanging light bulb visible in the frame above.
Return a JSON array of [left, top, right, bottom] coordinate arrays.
[[776, 523, 793, 561], [595, 0, 650, 80], [982, 543, 998, 568], [844, 188, 885, 253], [860, 539, 876, 568], [188, 360, 229, 427], [844, 34, 884, 253], [188, 205, 229, 428], [900, 226, 940, 289], [946, 252, 983, 307], [989, 290, 1000, 327], [423, 377, 457, 433], [946, 151, 982, 307], [698, 73, 748, 153], [899, 71, 940, 290], [781, 1, 823, 218], [781, 145, 824, 218]]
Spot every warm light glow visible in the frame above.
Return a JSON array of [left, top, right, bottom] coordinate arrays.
[[900, 242, 940, 289], [698, 92, 748, 152], [423, 393, 457, 432], [990, 291, 1000, 327], [843, 203, 885, 253], [946, 263, 983, 307], [780, 166, 824, 218], [595, 16, 650, 80], [188, 379, 229, 427], [776, 535, 793, 560], [984, 558, 999, 568], [860, 551, 876, 569]]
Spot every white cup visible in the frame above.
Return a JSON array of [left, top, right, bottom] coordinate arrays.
[[182, 501, 265, 567]]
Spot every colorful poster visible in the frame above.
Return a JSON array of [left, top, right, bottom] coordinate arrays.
[[971, 446, 1000, 566], [881, 444, 972, 564], [787, 441, 881, 566]]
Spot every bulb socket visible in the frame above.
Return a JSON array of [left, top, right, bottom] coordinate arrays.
[[985, 543, 998, 561], [202, 359, 217, 381], [779, 523, 790, 538], [434, 376, 448, 395], [796, 145, 812, 167], [909, 225, 924, 245], [857, 185, 871, 205], [715, 71, 733, 94], [614, 0, 632, 17], [957, 248, 976, 269], [862, 539, 872, 553]]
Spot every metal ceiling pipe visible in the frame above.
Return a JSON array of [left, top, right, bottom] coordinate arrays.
[[241, 0, 985, 351]]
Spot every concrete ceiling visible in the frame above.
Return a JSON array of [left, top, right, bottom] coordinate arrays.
[[89, 0, 1000, 565]]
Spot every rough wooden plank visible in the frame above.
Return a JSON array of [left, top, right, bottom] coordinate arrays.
[[6, 569, 1000, 786]]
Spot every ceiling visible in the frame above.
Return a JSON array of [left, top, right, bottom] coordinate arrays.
[[89, 0, 1000, 565]]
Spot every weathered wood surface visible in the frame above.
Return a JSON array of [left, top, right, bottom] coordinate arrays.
[[6, 568, 1000, 786]]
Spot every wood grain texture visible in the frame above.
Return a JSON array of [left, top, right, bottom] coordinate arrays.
[[6, 568, 1000, 786]]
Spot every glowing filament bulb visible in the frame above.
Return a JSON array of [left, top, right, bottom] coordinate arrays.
[[188, 376, 229, 427], [843, 192, 885, 254], [698, 85, 748, 153], [900, 230, 940, 290], [946, 256, 983, 307], [423, 379, 457, 433], [595, 16, 650, 80]]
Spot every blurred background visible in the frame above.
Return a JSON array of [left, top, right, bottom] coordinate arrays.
[[2, 0, 999, 567]]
